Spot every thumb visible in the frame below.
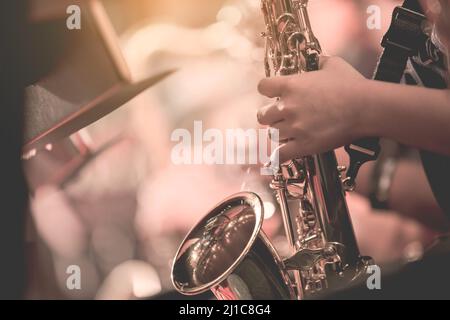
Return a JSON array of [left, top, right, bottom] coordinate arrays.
[[257, 77, 286, 98]]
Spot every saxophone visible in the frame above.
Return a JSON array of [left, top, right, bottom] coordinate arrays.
[[171, 0, 372, 300]]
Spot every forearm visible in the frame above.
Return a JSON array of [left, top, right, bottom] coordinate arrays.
[[360, 80, 450, 156], [387, 159, 449, 231], [336, 148, 448, 231]]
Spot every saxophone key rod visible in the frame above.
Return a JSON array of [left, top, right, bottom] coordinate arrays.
[[272, 171, 304, 299]]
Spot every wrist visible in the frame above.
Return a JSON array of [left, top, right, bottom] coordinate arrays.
[[352, 79, 381, 139]]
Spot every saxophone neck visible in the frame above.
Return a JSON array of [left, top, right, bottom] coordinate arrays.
[[262, 0, 322, 75], [295, 0, 322, 54]]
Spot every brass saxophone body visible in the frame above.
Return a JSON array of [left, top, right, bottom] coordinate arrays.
[[171, 0, 372, 300]]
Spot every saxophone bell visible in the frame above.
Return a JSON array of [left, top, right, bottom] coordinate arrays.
[[171, 192, 296, 300]]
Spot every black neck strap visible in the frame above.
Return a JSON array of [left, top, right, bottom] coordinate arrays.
[[343, 0, 427, 191]]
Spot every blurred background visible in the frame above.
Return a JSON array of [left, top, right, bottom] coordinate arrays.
[[19, 0, 445, 299]]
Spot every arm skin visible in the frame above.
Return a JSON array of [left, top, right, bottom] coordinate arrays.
[[257, 56, 450, 164], [336, 148, 450, 232], [358, 80, 450, 158], [258, 1, 450, 227], [257, 1, 450, 162], [257, 57, 450, 229]]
